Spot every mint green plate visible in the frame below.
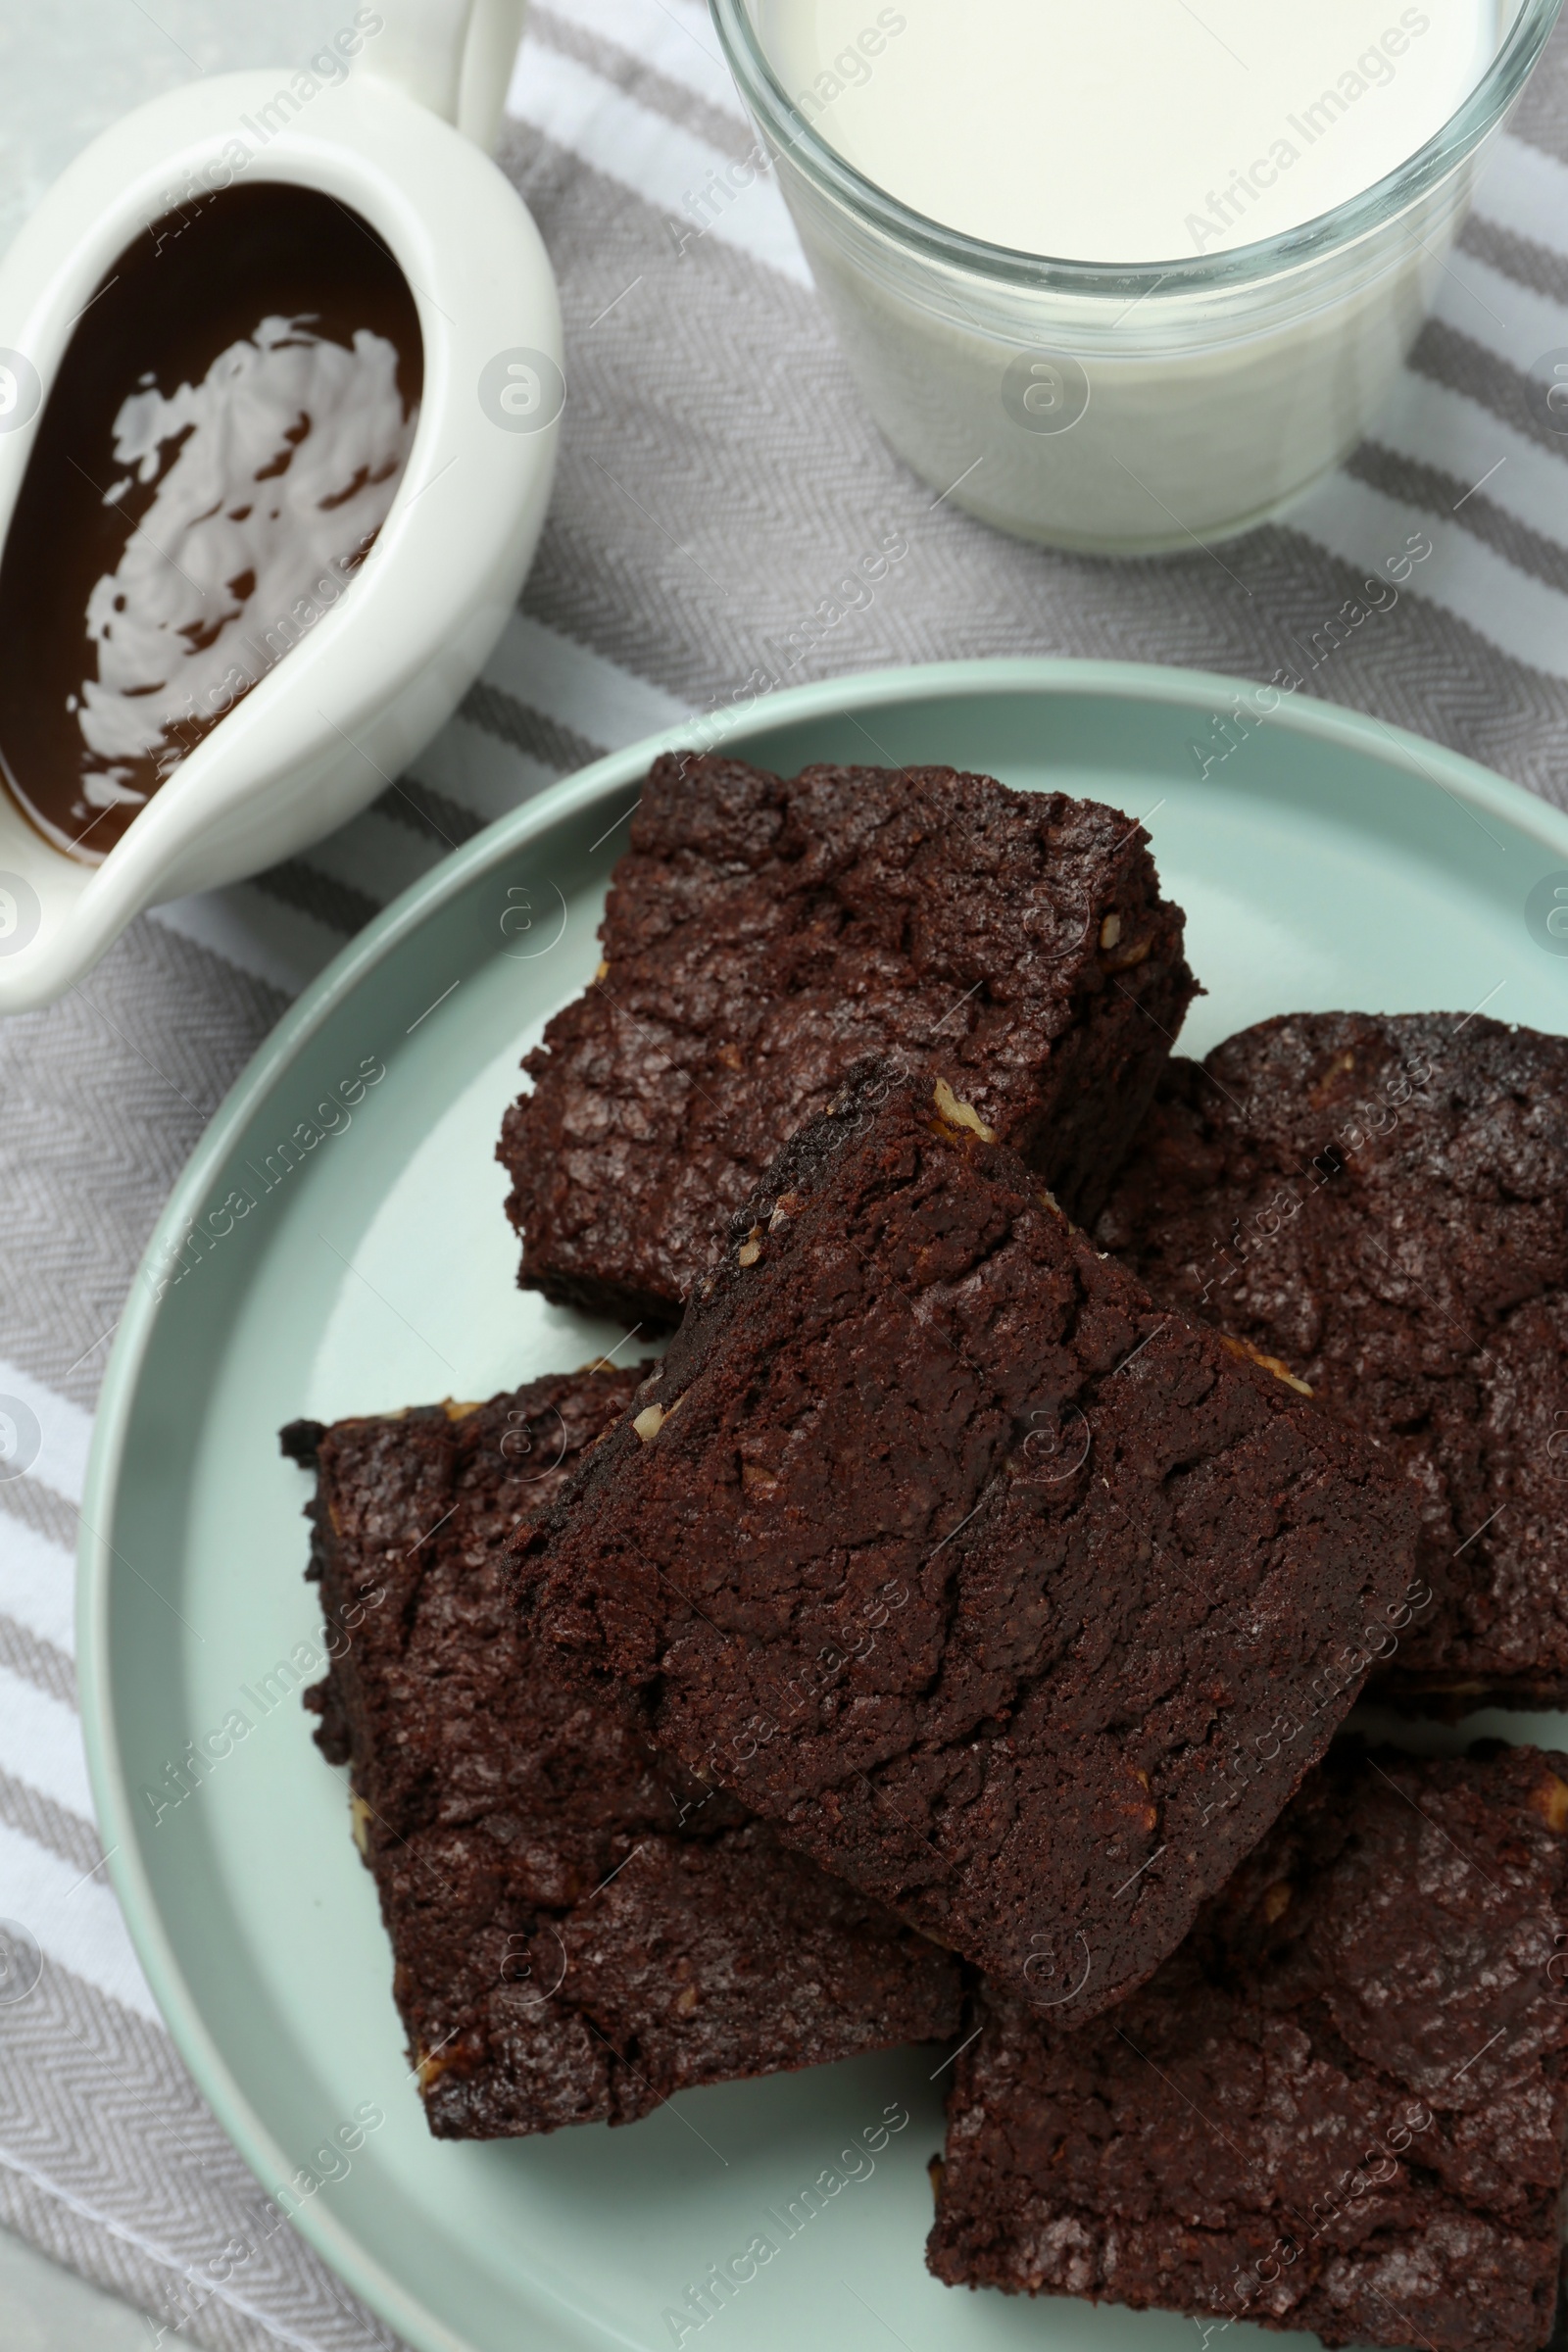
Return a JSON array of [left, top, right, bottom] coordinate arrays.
[[80, 662, 1568, 2352]]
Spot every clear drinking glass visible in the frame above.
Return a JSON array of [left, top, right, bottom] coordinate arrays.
[[710, 0, 1562, 555]]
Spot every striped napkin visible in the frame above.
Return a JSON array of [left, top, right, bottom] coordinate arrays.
[[2, 2, 1566, 2344]]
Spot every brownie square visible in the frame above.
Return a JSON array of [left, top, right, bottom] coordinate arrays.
[[499, 751, 1196, 1326], [530, 1070, 1420, 2022], [928, 1741, 1568, 2352], [1094, 1011, 1568, 1711], [283, 1365, 960, 2139]]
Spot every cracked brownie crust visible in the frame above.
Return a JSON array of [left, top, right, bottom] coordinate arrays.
[[499, 752, 1196, 1326], [928, 1742, 1568, 2352], [283, 1366, 960, 2139], [529, 1073, 1420, 2022], [1094, 1012, 1568, 1711]]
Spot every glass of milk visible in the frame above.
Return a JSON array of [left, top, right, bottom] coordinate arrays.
[[712, 0, 1560, 553]]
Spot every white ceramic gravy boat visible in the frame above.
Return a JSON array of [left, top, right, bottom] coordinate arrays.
[[0, 0, 560, 1010]]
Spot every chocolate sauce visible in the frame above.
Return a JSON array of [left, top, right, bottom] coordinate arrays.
[[0, 183, 422, 861]]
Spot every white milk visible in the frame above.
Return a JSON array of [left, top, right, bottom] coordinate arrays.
[[757, 0, 1502, 262], [724, 0, 1526, 551]]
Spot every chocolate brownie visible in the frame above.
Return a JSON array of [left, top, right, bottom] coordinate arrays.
[[529, 1070, 1421, 2021], [282, 1366, 960, 2139], [928, 1741, 1568, 2352], [1095, 1012, 1568, 1711], [499, 752, 1196, 1326]]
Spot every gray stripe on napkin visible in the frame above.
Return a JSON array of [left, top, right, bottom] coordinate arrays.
[[1412, 317, 1568, 464], [1510, 31, 1568, 165], [461, 680, 608, 776], [0, 926, 286, 1403], [1348, 440, 1568, 596], [371, 778, 489, 852], [529, 4, 750, 162], [1459, 212, 1568, 310], [498, 128, 1568, 810], [0, 1617, 75, 1709], [0, 1469, 79, 1563], [251, 864, 382, 942], [0, 1763, 100, 1876]]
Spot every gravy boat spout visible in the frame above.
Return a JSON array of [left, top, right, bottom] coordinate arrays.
[[0, 3, 559, 1011]]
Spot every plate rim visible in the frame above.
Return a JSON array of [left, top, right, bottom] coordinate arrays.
[[76, 654, 1568, 2352]]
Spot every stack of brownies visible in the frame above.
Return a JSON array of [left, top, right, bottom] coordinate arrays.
[[284, 751, 1568, 2352]]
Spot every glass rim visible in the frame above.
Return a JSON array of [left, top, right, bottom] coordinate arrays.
[[710, 0, 1565, 294]]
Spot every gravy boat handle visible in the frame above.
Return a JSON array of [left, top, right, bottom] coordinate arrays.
[[362, 0, 528, 149]]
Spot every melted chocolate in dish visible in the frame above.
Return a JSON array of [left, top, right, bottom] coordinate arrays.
[[0, 182, 421, 860]]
